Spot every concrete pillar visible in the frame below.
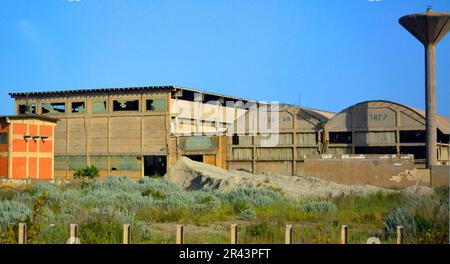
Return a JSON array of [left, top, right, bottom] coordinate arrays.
[[176, 225, 184, 244], [18, 223, 26, 244], [425, 45, 438, 168], [123, 224, 131, 244], [397, 225, 404, 244], [70, 224, 78, 239], [285, 225, 293, 244], [340, 225, 348, 244], [230, 224, 238, 244]]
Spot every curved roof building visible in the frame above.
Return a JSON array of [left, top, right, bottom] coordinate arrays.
[[323, 100, 450, 165]]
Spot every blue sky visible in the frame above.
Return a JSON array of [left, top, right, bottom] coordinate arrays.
[[0, 0, 449, 116]]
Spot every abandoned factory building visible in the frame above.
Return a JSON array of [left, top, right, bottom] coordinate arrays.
[[323, 100, 450, 166], [8, 87, 450, 179]]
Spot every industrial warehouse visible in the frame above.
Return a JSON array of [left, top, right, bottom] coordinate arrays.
[[1, 8, 449, 190], [4, 85, 449, 188]]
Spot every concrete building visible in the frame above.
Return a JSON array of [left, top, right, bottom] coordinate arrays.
[[227, 103, 334, 176], [9, 86, 252, 179], [8, 87, 449, 181], [0, 115, 58, 179], [323, 100, 450, 165]]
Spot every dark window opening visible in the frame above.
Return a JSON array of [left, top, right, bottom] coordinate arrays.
[[355, 146, 397, 155], [113, 100, 139, 111], [184, 155, 203, 162], [42, 103, 65, 114], [71, 102, 86, 113], [180, 90, 196, 101], [204, 94, 222, 105], [18, 104, 36, 114], [400, 130, 425, 143], [329, 132, 352, 144], [0, 133, 7, 144], [400, 146, 426, 160], [438, 130, 449, 144], [232, 134, 239, 145], [146, 99, 155, 111], [144, 155, 167, 177]]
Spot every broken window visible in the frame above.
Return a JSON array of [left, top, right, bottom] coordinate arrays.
[[92, 100, 107, 113], [18, 104, 36, 114], [113, 100, 139, 111], [71, 102, 86, 113], [329, 132, 352, 144], [146, 98, 167, 111], [41, 103, 65, 114], [232, 134, 239, 145], [399, 130, 425, 143], [437, 130, 450, 144], [0, 133, 7, 144], [400, 146, 426, 160]]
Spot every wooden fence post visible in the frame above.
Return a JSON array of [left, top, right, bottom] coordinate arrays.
[[230, 224, 238, 244], [285, 225, 293, 244], [176, 225, 184, 244], [70, 224, 78, 239], [396, 225, 403, 244], [123, 224, 131, 244], [340, 225, 348, 244], [18, 223, 27, 244]]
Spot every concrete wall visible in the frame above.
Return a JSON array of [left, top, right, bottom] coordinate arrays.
[[431, 165, 450, 188], [227, 105, 329, 175], [303, 154, 427, 189], [15, 90, 171, 179]]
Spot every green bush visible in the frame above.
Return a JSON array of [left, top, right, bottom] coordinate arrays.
[[300, 200, 337, 214], [383, 208, 416, 242], [240, 209, 257, 220]]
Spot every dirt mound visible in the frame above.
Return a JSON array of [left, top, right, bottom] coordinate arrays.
[[164, 157, 394, 198]]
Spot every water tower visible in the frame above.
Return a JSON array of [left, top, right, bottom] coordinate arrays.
[[399, 8, 450, 168]]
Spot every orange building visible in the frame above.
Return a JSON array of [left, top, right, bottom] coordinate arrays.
[[0, 115, 58, 180]]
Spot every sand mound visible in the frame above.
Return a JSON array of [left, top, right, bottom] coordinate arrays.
[[164, 157, 395, 198]]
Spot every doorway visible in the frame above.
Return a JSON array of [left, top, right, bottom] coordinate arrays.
[[144, 155, 167, 177]]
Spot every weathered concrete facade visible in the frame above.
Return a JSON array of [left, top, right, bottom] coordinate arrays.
[[10, 86, 248, 178], [227, 104, 334, 176], [9, 89, 449, 187], [323, 101, 450, 166]]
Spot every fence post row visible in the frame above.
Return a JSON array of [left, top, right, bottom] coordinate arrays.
[[14, 222, 407, 244], [18, 223, 27, 244], [123, 224, 131, 244], [176, 225, 184, 244], [285, 225, 293, 244]]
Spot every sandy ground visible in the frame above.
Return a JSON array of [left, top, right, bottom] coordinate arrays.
[[164, 157, 434, 198]]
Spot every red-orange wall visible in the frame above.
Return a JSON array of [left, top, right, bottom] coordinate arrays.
[[8, 121, 54, 179], [0, 119, 8, 178]]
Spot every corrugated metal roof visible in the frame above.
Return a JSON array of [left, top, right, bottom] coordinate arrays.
[[9, 86, 174, 97], [8, 85, 261, 104]]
